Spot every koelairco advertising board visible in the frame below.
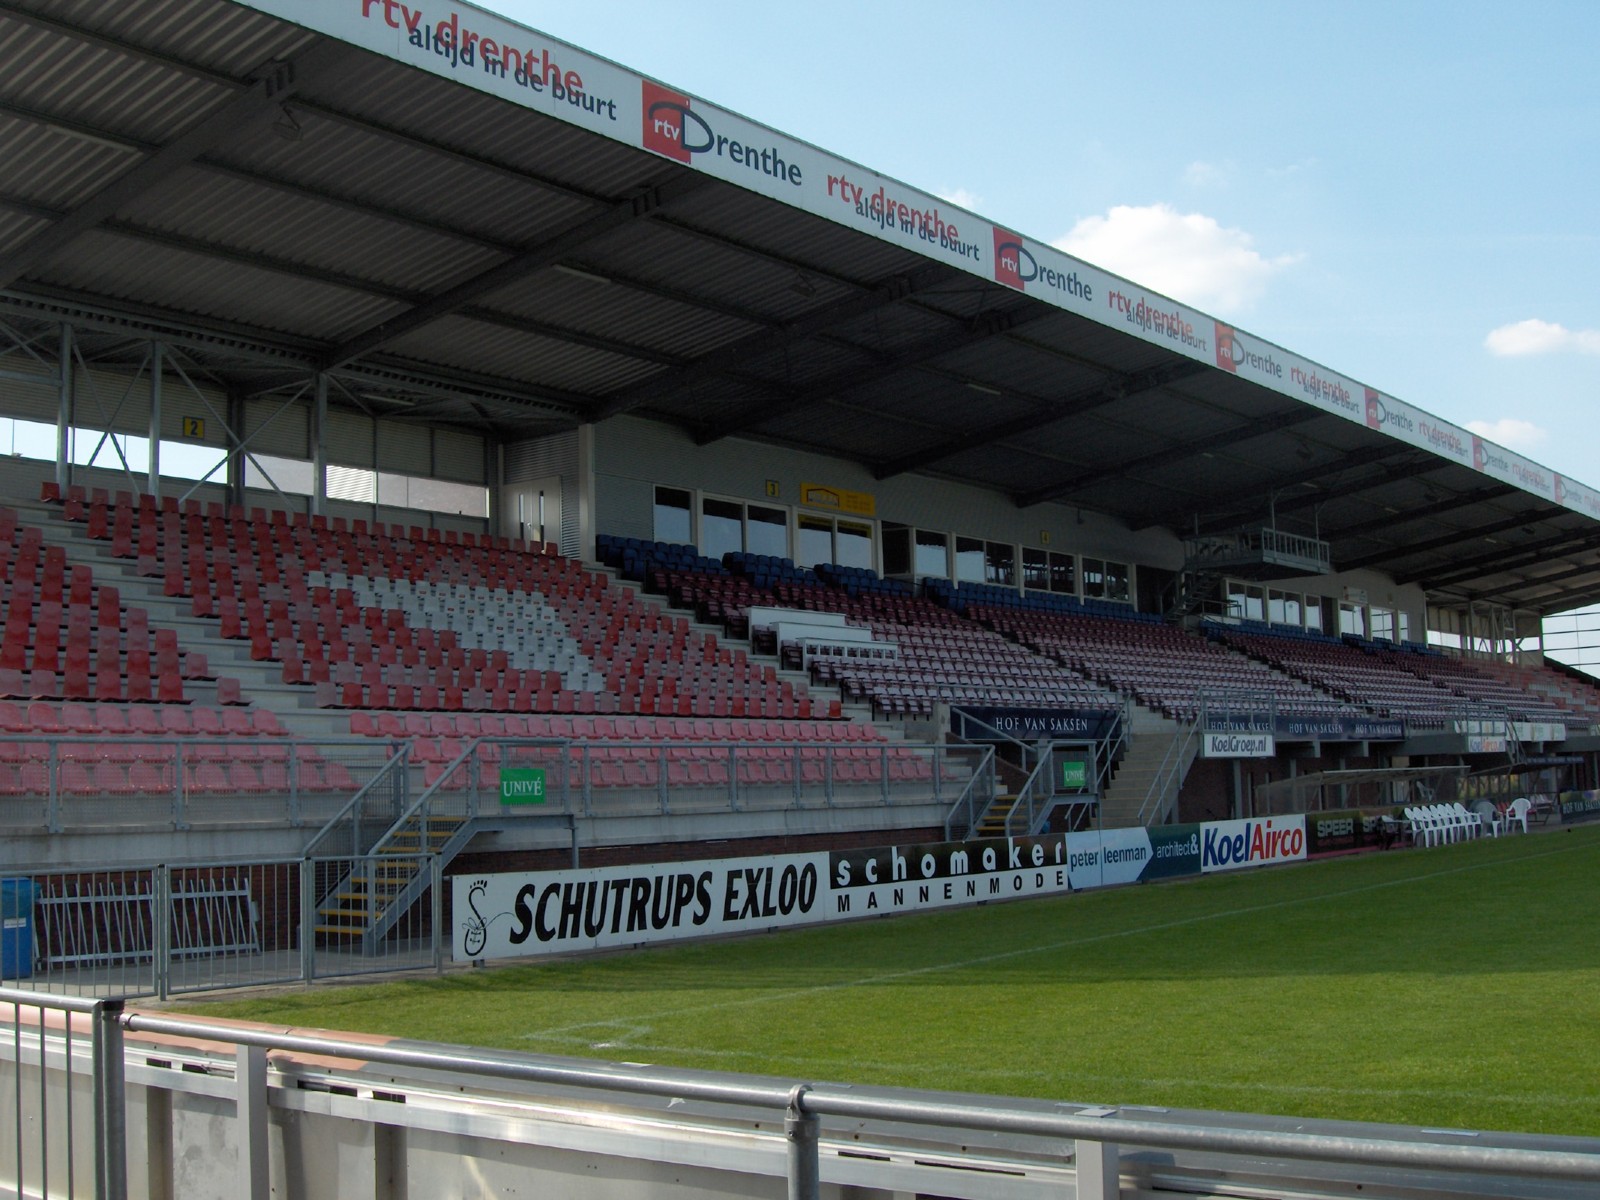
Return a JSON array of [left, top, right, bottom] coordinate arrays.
[[452, 818, 1307, 960], [239, 0, 1591, 519]]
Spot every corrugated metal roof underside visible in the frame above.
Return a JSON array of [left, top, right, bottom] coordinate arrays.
[[0, 0, 1598, 613]]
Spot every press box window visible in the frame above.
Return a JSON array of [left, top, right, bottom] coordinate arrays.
[[916, 529, 950, 580], [1085, 558, 1129, 602], [1022, 547, 1049, 591], [985, 541, 1015, 586], [653, 486, 692, 544], [954, 536, 985, 584], [747, 504, 788, 558], [700, 496, 744, 562], [882, 525, 911, 577]]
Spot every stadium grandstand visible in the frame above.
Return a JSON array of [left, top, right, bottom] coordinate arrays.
[[2, 0, 1600, 899], [5, 2, 1600, 1196]]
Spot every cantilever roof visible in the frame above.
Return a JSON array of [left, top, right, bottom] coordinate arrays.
[[0, 0, 1597, 614]]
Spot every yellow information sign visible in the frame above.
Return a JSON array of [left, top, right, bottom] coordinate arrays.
[[182, 416, 205, 439], [799, 482, 875, 517]]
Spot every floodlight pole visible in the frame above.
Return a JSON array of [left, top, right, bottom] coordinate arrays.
[[785, 1084, 820, 1200]]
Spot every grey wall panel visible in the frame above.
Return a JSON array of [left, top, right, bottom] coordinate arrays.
[[327, 408, 376, 467], [0, 366, 57, 423], [435, 428, 487, 483], [594, 416, 1185, 569], [595, 472, 654, 542], [377, 420, 432, 476], [244, 396, 309, 458]]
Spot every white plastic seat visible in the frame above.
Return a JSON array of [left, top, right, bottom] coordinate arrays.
[[1503, 796, 1532, 835]]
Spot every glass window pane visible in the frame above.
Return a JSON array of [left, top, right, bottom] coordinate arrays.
[[653, 486, 692, 545], [1371, 608, 1395, 640], [1284, 594, 1302, 627], [1224, 578, 1247, 617], [747, 504, 788, 558], [9, 418, 57, 460], [159, 440, 228, 484], [985, 540, 1015, 586], [1104, 560, 1130, 603], [1305, 597, 1324, 632], [1243, 584, 1264, 621], [954, 536, 985, 583], [1049, 552, 1076, 594], [836, 520, 873, 569], [327, 463, 376, 503], [245, 453, 315, 495], [1398, 611, 1411, 641], [700, 497, 743, 562], [410, 476, 488, 517], [882, 526, 911, 577], [1340, 603, 1366, 637], [915, 529, 949, 580], [1022, 547, 1049, 590], [1082, 558, 1106, 599], [797, 515, 833, 568]]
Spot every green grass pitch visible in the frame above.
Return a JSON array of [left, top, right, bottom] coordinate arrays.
[[187, 824, 1600, 1136]]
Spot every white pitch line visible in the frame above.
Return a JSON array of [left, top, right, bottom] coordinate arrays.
[[511, 1033, 1597, 1110], [521, 837, 1592, 1048]]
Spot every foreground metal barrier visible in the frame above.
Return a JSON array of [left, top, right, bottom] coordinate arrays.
[[1, 858, 441, 999], [3, 987, 1598, 1200], [0, 990, 125, 1199]]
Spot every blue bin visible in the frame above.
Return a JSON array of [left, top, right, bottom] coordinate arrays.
[[1, 879, 36, 980]]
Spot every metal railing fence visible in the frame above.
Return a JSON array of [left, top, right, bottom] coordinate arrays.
[[4, 987, 1598, 1200], [0, 735, 397, 835], [0, 858, 441, 1000]]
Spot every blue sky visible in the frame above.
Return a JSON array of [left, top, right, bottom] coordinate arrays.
[[482, 0, 1600, 657]]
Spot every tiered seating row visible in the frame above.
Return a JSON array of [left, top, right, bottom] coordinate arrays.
[[0, 699, 283, 738], [628, 543, 1118, 719], [79, 490, 834, 721], [0, 700, 357, 799], [1, 507, 211, 704], [1367, 646, 1571, 725], [1210, 626, 1505, 730], [977, 605, 1357, 723]]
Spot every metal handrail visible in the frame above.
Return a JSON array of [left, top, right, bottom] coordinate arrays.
[[939, 744, 996, 841], [300, 744, 412, 859], [20, 999, 1593, 1197], [1136, 718, 1200, 827]]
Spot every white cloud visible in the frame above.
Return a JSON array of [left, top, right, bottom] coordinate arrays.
[[1484, 318, 1600, 357], [1053, 203, 1300, 314], [1465, 417, 1548, 452], [938, 187, 984, 212]]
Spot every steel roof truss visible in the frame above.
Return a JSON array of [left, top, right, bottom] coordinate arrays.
[[0, 39, 352, 290]]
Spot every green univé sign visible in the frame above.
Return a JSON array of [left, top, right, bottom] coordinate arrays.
[[499, 767, 547, 805], [1059, 759, 1087, 790]]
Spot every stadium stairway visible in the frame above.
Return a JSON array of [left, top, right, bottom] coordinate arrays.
[[1098, 708, 1196, 828]]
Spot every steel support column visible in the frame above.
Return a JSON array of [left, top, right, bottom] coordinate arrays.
[[55, 321, 72, 491], [147, 341, 162, 497], [311, 373, 327, 519]]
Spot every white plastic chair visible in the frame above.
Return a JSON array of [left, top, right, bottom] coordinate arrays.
[[1450, 802, 1482, 840], [1405, 806, 1438, 848], [1503, 796, 1532, 835]]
